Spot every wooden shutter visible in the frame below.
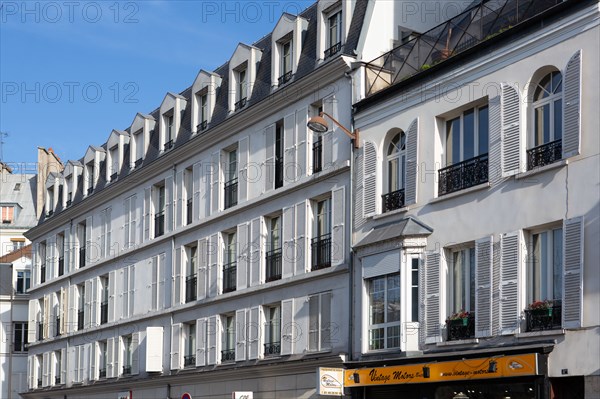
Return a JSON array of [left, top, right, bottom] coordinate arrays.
[[238, 136, 249, 202], [363, 141, 377, 217], [424, 251, 441, 343], [322, 95, 336, 169], [208, 234, 219, 297], [405, 118, 419, 205], [43, 295, 50, 338], [85, 216, 92, 264], [131, 332, 140, 375], [60, 287, 67, 334], [249, 217, 262, 286], [563, 216, 583, 328], [108, 270, 116, 322], [488, 95, 502, 185], [264, 124, 276, 192], [170, 323, 182, 370], [131, 195, 138, 246], [114, 338, 121, 378], [175, 169, 184, 228], [28, 300, 37, 343], [283, 113, 296, 185], [193, 162, 202, 220], [210, 151, 220, 214], [146, 327, 164, 372], [90, 342, 97, 381], [159, 253, 166, 309], [202, 160, 212, 218], [196, 318, 206, 367], [91, 277, 99, 327], [295, 201, 308, 274], [475, 236, 493, 337], [282, 206, 295, 279], [173, 247, 183, 305], [331, 187, 346, 266], [60, 348, 66, 384], [197, 238, 208, 300], [562, 50, 582, 158], [42, 352, 50, 386], [296, 106, 308, 179], [500, 231, 521, 334], [501, 84, 521, 176], [165, 174, 174, 233], [106, 337, 114, 378], [248, 306, 260, 360], [207, 315, 218, 365], [281, 299, 294, 355], [68, 285, 76, 333], [151, 256, 159, 310], [237, 223, 249, 290], [84, 279, 92, 328], [235, 309, 247, 361], [144, 186, 151, 241]]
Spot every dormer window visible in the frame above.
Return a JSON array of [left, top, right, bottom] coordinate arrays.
[[133, 129, 143, 168], [271, 14, 307, 89], [197, 92, 208, 131], [325, 10, 342, 59], [164, 112, 175, 151], [191, 70, 221, 133], [85, 161, 94, 195], [279, 40, 293, 86], [47, 187, 55, 216], [235, 66, 248, 111], [109, 145, 119, 182], [159, 93, 186, 152], [1, 205, 15, 224], [65, 175, 73, 207], [228, 43, 262, 112]]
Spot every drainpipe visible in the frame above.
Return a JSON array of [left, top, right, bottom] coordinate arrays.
[[8, 263, 14, 399]]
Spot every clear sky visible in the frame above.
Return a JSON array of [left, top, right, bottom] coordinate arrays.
[[0, 0, 313, 171]]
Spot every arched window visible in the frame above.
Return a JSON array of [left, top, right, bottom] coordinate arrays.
[[387, 131, 406, 193], [528, 71, 563, 169]]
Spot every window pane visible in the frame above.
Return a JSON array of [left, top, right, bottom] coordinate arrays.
[[387, 325, 400, 349], [469, 248, 475, 311], [463, 109, 475, 160], [554, 99, 562, 141], [309, 296, 319, 350], [534, 106, 545, 147], [369, 328, 384, 350], [369, 277, 385, 325], [553, 228, 563, 301], [386, 275, 400, 323], [388, 158, 398, 192], [478, 106, 489, 155]]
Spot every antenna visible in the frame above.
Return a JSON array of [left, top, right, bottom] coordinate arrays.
[[0, 131, 8, 162]]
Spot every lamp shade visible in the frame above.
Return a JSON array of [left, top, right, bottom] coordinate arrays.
[[307, 115, 329, 133]]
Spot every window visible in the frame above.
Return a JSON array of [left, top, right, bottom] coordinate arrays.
[[266, 216, 282, 282], [98, 341, 107, 378], [235, 68, 247, 110], [14, 322, 28, 352], [528, 227, 563, 304], [312, 105, 324, 173], [53, 350, 61, 385], [185, 245, 198, 303], [11, 238, 25, 251], [65, 175, 73, 206], [312, 198, 331, 270], [100, 276, 109, 325], [123, 194, 137, 248], [224, 149, 238, 209], [133, 129, 143, 167], [164, 113, 175, 151], [410, 258, 419, 322], [368, 274, 400, 350], [439, 105, 489, 195], [39, 242, 47, 283], [57, 233, 65, 276], [264, 305, 281, 356], [185, 167, 193, 225], [85, 161, 94, 195], [36, 354, 42, 387], [223, 232, 237, 293], [446, 247, 475, 341], [154, 184, 166, 237], [275, 121, 284, 189], [325, 10, 342, 59], [122, 335, 132, 375], [308, 292, 332, 351], [54, 291, 61, 337], [16, 270, 31, 294], [198, 93, 208, 131], [221, 315, 235, 362], [184, 322, 196, 367], [100, 207, 112, 258], [77, 221, 87, 268], [46, 187, 55, 216], [1, 205, 14, 223], [528, 71, 563, 170], [279, 40, 293, 85], [109, 145, 119, 181], [383, 131, 406, 212]]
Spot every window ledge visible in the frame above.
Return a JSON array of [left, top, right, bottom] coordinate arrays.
[[430, 182, 490, 204], [515, 159, 567, 180], [373, 206, 409, 220], [516, 329, 565, 338], [436, 338, 479, 347]]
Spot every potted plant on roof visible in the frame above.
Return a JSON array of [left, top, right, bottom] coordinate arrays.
[[446, 310, 471, 327]]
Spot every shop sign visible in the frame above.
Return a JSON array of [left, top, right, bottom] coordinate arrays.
[[118, 391, 132, 399], [318, 367, 344, 396], [344, 353, 540, 387], [232, 392, 253, 399]]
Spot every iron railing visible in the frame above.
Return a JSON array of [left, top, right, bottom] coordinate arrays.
[[55, 375, 61, 385], [234, 97, 247, 111], [154, 211, 165, 237], [99, 368, 107, 378], [446, 313, 475, 341], [122, 365, 132, 375], [164, 140, 174, 151], [66, 199, 72, 207], [197, 120, 208, 132], [324, 42, 342, 59], [438, 153, 488, 196], [223, 262, 237, 293], [266, 248, 282, 282], [100, 301, 108, 324], [79, 247, 86, 268], [110, 172, 118, 182], [58, 256, 64, 276], [134, 158, 143, 168], [47, 210, 54, 217], [278, 71, 293, 86], [186, 198, 193, 225], [524, 302, 562, 332], [224, 178, 238, 209], [87, 187, 94, 195], [382, 188, 405, 212], [221, 349, 235, 362], [311, 234, 331, 271], [186, 274, 197, 303], [527, 139, 562, 170], [313, 139, 323, 173], [37, 378, 42, 388], [184, 354, 196, 367], [264, 341, 281, 356]]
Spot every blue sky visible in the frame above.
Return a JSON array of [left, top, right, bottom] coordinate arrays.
[[0, 0, 312, 170]]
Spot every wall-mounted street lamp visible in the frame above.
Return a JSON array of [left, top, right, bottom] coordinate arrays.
[[307, 112, 360, 149]]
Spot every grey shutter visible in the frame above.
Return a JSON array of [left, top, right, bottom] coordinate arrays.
[[208, 234, 219, 297], [106, 337, 114, 378], [264, 124, 276, 192], [144, 186, 151, 241], [488, 95, 502, 185], [238, 136, 249, 202], [210, 151, 220, 214], [173, 247, 183, 305], [170, 323, 182, 370], [331, 186, 345, 266], [501, 84, 521, 176], [492, 239, 501, 336], [108, 270, 116, 322], [91, 277, 99, 327], [235, 309, 247, 361], [28, 300, 37, 343], [500, 231, 521, 334], [165, 175, 174, 233], [280, 299, 294, 355], [193, 162, 202, 221], [175, 169, 184, 228], [131, 332, 140, 375], [322, 95, 335, 169], [202, 160, 212, 218], [562, 50, 582, 158], [424, 251, 441, 343], [283, 113, 296, 185], [197, 238, 208, 300], [159, 253, 167, 309], [60, 348, 66, 384], [296, 106, 308, 179], [207, 315, 218, 365], [405, 118, 418, 205], [84, 279, 92, 328], [68, 285, 76, 333], [196, 318, 206, 367], [362, 250, 400, 279], [90, 342, 97, 380], [475, 236, 493, 337], [248, 306, 260, 360], [363, 141, 377, 217], [249, 217, 262, 286], [113, 337, 121, 377], [85, 216, 92, 265], [65, 227, 71, 273], [282, 206, 294, 279], [295, 201, 308, 274], [237, 222, 249, 290], [563, 216, 583, 328]]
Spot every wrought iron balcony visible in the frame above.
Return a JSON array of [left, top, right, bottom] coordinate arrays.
[[40, 264, 46, 284], [438, 153, 488, 196], [223, 262, 237, 293], [312, 139, 323, 173], [154, 211, 165, 237], [446, 313, 475, 341], [184, 354, 196, 367], [110, 172, 117, 182], [58, 256, 64, 276], [47, 210, 54, 217], [524, 302, 562, 332], [55, 316, 61, 336], [99, 368, 106, 378], [122, 365, 132, 375], [55, 375, 61, 385], [311, 234, 331, 271], [134, 158, 143, 168], [186, 274, 197, 303], [37, 378, 42, 388], [100, 301, 108, 324], [278, 71, 293, 86], [221, 349, 236, 362], [66, 199, 72, 207], [224, 178, 238, 209], [197, 120, 208, 132], [186, 198, 193, 225], [382, 188, 405, 213], [324, 42, 342, 59], [264, 341, 281, 356], [77, 309, 84, 330], [234, 97, 247, 111], [266, 248, 282, 282], [364, 0, 565, 97], [79, 247, 86, 268], [164, 139, 174, 151], [87, 187, 94, 195], [527, 139, 562, 170]]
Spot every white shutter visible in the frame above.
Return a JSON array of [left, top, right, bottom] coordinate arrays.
[[27, 356, 33, 389], [210, 151, 220, 214], [67, 346, 76, 383], [28, 300, 37, 343], [475, 236, 493, 337], [99, 211, 106, 258], [405, 118, 418, 205], [146, 327, 163, 372], [501, 84, 521, 176], [84, 279, 92, 328], [173, 247, 183, 305], [90, 342, 97, 381], [159, 253, 166, 309], [331, 187, 346, 266], [207, 315, 218, 365], [91, 277, 99, 327], [193, 162, 202, 221], [248, 306, 260, 360], [131, 332, 140, 375], [281, 299, 294, 355], [295, 201, 308, 274], [124, 197, 131, 248], [32, 242, 39, 287], [60, 287, 67, 335], [114, 338, 121, 377], [131, 194, 138, 246], [170, 323, 182, 370], [208, 234, 219, 297], [85, 216, 92, 264], [235, 309, 247, 361], [201, 160, 212, 218], [563, 216, 583, 328], [296, 106, 308, 179], [175, 169, 184, 228], [488, 95, 502, 185], [106, 337, 114, 378], [363, 141, 377, 216], [562, 50, 582, 158], [108, 270, 116, 322], [60, 348, 66, 384], [151, 256, 159, 310], [249, 217, 262, 286], [424, 251, 441, 343], [68, 284, 76, 333], [198, 238, 208, 300], [196, 318, 206, 367], [322, 95, 336, 169], [237, 223, 249, 290], [42, 352, 49, 387], [165, 174, 174, 233], [500, 231, 522, 334], [50, 351, 56, 385], [43, 295, 50, 338], [144, 186, 151, 241], [82, 344, 89, 382], [47, 239, 54, 280], [282, 206, 294, 279], [283, 113, 296, 185], [238, 136, 249, 202], [264, 124, 276, 192]]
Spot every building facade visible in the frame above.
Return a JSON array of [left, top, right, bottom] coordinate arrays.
[[347, 0, 599, 398]]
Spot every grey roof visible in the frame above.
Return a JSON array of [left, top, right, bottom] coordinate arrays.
[[0, 171, 38, 228], [355, 216, 433, 248]]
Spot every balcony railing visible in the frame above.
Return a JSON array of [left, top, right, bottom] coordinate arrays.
[[234, 97, 247, 111], [66, 199, 72, 207], [527, 139, 562, 170], [55, 375, 61, 385], [264, 341, 281, 356], [58, 256, 64, 276], [164, 139, 174, 151], [87, 187, 94, 195], [524, 302, 562, 332], [37, 378, 42, 388], [364, 0, 565, 97], [100, 301, 108, 324], [224, 178, 238, 209], [278, 71, 293, 86], [324, 42, 342, 59], [186, 198, 193, 225], [134, 158, 143, 168], [99, 368, 107, 378], [40, 264, 46, 284], [55, 316, 61, 336], [110, 172, 118, 182], [77, 309, 84, 330], [186, 274, 197, 303], [311, 234, 331, 271], [446, 313, 475, 341], [312, 139, 323, 173], [197, 120, 208, 132], [382, 188, 405, 213], [154, 211, 165, 237], [275, 157, 284, 189], [47, 210, 54, 217], [122, 365, 132, 375], [438, 153, 488, 196], [221, 348, 235, 362], [184, 354, 196, 367], [223, 262, 237, 293], [266, 248, 282, 282], [79, 247, 86, 268]]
